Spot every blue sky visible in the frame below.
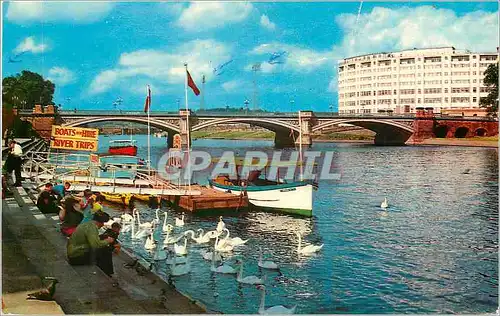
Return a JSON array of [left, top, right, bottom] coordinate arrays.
[[2, 1, 498, 112]]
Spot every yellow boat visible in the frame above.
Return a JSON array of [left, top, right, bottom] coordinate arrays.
[[133, 194, 151, 203], [101, 192, 132, 206]]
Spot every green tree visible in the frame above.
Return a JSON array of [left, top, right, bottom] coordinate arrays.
[[480, 63, 499, 114], [2, 70, 55, 110]]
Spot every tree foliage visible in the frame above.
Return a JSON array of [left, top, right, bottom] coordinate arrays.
[[2, 70, 55, 110], [480, 63, 499, 114]]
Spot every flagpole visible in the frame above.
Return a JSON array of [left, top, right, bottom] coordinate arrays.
[[184, 63, 191, 192], [299, 111, 303, 181], [147, 85, 151, 175]]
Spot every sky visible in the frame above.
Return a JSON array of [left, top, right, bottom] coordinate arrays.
[[2, 1, 499, 112]]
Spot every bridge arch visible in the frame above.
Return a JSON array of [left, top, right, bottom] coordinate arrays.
[[192, 117, 300, 133], [313, 119, 414, 145], [63, 117, 180, 134]]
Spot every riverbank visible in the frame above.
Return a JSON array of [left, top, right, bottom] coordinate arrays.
[[2, 182, 206, 314], [414, 136, 498, 148]]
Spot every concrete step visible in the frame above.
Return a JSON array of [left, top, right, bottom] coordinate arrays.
[[4, 183, 206, 314]]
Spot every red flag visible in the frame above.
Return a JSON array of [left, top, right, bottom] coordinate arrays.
[[186, 70, 200, 96], [144, 85, 151, 112]]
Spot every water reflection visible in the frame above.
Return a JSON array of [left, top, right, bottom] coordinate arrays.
[[97, 136, 498, 314]]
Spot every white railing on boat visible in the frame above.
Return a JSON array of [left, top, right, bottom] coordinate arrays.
[[22, 151, 200, 196]]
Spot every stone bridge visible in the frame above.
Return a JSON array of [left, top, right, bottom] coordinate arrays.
[[17, 105, 498, 148]]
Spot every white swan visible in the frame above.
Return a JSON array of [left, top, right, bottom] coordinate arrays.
[[175, 213, 185, 227], [258, 247, 279, 270], [120, 213, 134, 222], [215, 234, 234, 253], [120, 224, 131, 233], [144, 234, 156, 250], [153, 245, 167, 261], [163, 224, 185, 245], [152, 208, 161, 225], [216, 216, 225, 233], [112, 217, 122, 224], [131, 212, 149, 239], [174, 237, 188, 256], [135, 209, 153, 229], [237, 260, 263, 285], [184, 229, 211, 244], [257, 285, 296, 314], [166, 250, 188, 264], [296, 232, 323, 255], [210, 250, 237, 274], [202, 250, 223, 262], [170, 256, 190, 276], [221, 228, 248, 247], [162, 212, 169, 232], [381, 197, 388, 209]]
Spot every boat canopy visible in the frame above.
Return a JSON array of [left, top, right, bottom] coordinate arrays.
[[109, 139, 137, 145]]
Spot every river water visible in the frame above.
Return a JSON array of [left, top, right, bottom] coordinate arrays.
[[99, 135, 498, 314]]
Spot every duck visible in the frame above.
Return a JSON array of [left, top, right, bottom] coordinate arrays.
[[258, 247, 279, 270], [170, 256, 190, 276], [216, 216, 225, 233], [144, 234, 156, 250], [257, 285, 296, 314], [174, 237, 188, 256], [175, 213, 185, 227], [210, 251, 237, 274], [296, 232, 323, 255], [380, 197, 388, 209], [236, 260, 263, 285]]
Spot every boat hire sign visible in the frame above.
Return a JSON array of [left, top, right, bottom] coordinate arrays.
[[50, 125, 99, 151]]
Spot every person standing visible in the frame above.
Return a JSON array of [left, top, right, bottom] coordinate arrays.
[[6, 140, 23, 186]]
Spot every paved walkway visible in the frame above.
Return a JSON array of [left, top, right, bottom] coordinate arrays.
[[2, 183, 206, 314]]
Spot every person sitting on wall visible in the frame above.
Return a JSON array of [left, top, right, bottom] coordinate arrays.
[[66, 211, 115, 266], [52, 182, 71, 201], [96, 222, 122, 279], [79, 189, 95, 224], [59, 197, 83, 237], [37, 190, 61, 214]]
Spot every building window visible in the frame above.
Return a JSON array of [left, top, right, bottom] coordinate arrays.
[[444, 88, 448, 93], [444, 97, 448, 102], [473, 97, 477, 102], [444, 72, 448, 75], [393, 90, 397, 94], [418, 98, 421, 103], [473, 79, 477, 83], [473, 87, 477, 93]]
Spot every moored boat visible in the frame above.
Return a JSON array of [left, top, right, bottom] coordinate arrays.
[[108, 139, 138, 156], [209, 177, 313, 217]]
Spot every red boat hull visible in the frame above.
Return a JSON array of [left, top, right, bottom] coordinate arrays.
[[108, 146, 137, 156]]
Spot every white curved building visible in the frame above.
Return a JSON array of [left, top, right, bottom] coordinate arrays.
[[338, 47, 498, 114]]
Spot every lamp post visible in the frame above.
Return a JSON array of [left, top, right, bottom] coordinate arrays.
[[244, 99, 250, 115], [290, 99, 295, 114], [329, 104, 334, 116]]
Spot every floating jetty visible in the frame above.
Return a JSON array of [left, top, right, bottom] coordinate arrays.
[[164, 184, 248, 214]]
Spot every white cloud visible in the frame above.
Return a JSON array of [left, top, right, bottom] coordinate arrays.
[[248, 42, 334, 73], [6, 2, 115, 24], [14, 36, 48, 54], [89, 39, 232, 95], [222, 79, 246, 93], [176, 2, 253, 32], [47, 67, 76, 86], [333, 5, 498, 59], [260, 14, 276, 31], [327, 5, 499, 92]]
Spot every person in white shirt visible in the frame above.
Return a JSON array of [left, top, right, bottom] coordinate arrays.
[[7, 140, 23, 186]]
